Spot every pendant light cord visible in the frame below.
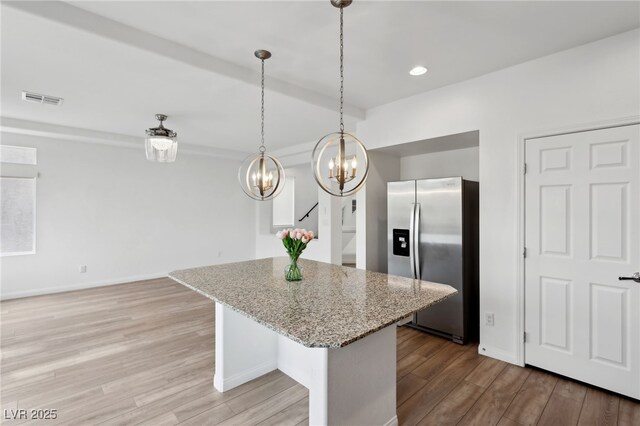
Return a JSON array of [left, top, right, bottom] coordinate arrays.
[[260, 58, 266, 153], [339, 6, 344, 135]]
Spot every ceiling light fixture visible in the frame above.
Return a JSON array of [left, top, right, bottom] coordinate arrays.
[[409, 66, 428, 76], [312, 0, 369, 198], [238, 50, 285, 201], [145, 114, 178, 162]]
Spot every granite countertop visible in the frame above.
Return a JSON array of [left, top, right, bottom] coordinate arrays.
[[169, 257, 457, 348]]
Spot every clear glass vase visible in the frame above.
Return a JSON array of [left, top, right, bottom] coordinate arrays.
[[285, 255, 303, 281]]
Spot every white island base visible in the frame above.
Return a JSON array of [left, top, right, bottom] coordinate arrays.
[[213, 302, 398, 426]]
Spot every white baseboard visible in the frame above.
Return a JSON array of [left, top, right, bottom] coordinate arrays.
[[478, 343, 519, 365], [213, 360, 278, 392], [383, 415, 399, 426], [0, 272, 168, 300]]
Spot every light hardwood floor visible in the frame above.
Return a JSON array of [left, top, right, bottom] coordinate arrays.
[[1, 278, 638, 425]]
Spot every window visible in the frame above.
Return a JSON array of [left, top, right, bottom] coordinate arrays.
[[1, 145, 37, 256]]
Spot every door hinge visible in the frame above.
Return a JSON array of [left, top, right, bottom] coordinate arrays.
[[523, 247, 527, 258], [523, 331, 528, 343], [524, 163, 527, 174]]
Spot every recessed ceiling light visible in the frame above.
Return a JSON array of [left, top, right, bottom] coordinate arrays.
[[409, 66, 428, 76]]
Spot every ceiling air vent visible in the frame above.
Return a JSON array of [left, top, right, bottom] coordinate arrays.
[[21, 91, 64, 106]]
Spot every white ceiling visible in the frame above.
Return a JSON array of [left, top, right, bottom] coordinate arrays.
[[2, 1, 638, 154]]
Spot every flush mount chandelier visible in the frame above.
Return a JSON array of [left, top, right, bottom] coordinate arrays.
[[238, 50, 285, 201], [145, 114, 178, 162], [312, 0, 369, 197]]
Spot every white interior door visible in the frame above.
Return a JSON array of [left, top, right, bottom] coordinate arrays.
[[525, 124, 640, 399]]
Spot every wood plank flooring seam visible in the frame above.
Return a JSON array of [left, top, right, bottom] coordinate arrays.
[[396, 344, 471, 412], [415, 347, 495, 425], [420, 371, 490, 425], [526, 378, 556, 426]]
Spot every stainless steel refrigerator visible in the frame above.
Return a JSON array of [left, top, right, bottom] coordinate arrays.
[[387, 177, 479, 344]]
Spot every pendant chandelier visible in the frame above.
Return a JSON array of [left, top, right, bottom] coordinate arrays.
[[145, 114, 178, 162], [238, 50, 285, 201], [312, 0, 369, 197]]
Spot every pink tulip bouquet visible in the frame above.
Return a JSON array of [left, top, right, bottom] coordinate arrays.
[[276, 228, 314, 281]]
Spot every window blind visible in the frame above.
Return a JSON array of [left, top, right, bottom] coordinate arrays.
[[1, 145, 37, 256]]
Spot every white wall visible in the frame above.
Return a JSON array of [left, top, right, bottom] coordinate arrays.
[[356, 29, 640, 363], [400, 146, 479, 181], [356, 151, 400, 273], [0, 133, 256, 299]]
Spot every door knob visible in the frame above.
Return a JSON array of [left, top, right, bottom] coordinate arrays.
[[619, 272, 640, 283]]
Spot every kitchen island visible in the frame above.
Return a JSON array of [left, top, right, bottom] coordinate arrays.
[[169, 257, 456, 426]]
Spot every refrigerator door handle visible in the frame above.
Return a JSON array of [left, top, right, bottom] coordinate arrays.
[[409, 203, 417, 279], [414, 203, 421, 280]]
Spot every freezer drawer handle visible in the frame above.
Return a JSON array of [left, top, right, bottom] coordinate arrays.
[[619, 272, 640, 283]]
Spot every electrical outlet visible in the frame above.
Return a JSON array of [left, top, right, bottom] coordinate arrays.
[[79, 265, 87, 273], [485, 312, 494, 327]]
